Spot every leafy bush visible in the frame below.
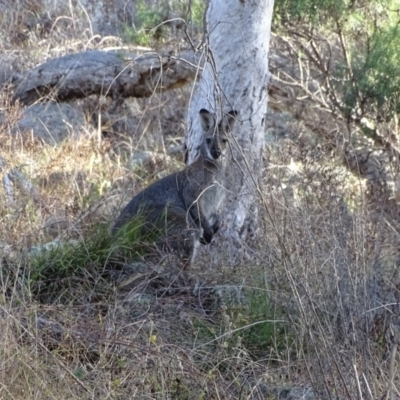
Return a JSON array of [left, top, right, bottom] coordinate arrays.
[[344, 24, 400, 120], [122, 0, 205, 46], [274, 0, 400, 125], [274, 0, 346, 25]]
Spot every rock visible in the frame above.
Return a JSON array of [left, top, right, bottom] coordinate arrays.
[[249, 384, 318, 400], [27, 238, 80, 256], [14, 102, 90, 145]]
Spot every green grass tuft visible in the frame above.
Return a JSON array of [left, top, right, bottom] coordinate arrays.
[[226, 282, 289, 358], [27, 216, 156, 303]]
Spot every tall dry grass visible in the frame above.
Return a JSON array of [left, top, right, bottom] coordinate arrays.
[[0, 1, 399, 399]]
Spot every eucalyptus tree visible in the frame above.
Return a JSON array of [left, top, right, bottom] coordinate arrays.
[[186, 0, 275, 262]]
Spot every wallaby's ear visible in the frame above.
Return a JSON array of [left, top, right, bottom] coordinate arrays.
[[199, 109, 216, 132], [223, 110, 238, 132]]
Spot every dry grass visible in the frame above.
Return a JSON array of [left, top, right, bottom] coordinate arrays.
[[0, 2, 399, 400], [256, 128, 400, 398]]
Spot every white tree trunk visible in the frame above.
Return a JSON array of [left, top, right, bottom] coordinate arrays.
[[187, 0, 274, 262]]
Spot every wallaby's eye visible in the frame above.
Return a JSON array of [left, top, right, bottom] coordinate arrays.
[[222, 139, 228, 144], [206, 138, 212, 144]]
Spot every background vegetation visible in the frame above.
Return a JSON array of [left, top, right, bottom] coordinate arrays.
[[0, 0, 399, 398]]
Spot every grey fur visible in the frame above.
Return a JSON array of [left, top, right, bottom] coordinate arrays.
[[112, 109, 237, 265]]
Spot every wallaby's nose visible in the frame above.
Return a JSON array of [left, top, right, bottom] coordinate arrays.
[[212, 147, 221, 159]]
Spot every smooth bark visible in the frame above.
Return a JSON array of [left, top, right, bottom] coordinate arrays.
[[186, 0, 274, 258]]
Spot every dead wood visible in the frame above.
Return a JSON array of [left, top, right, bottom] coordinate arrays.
[[12, 50, 201, 106]]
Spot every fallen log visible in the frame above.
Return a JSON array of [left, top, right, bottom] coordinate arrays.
[[12, 50, 201, 106]]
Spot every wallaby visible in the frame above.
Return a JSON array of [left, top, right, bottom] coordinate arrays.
[[112, 108, 237, 265]]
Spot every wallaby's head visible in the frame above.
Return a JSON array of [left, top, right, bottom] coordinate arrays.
[[199, 109, 238, 161]]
